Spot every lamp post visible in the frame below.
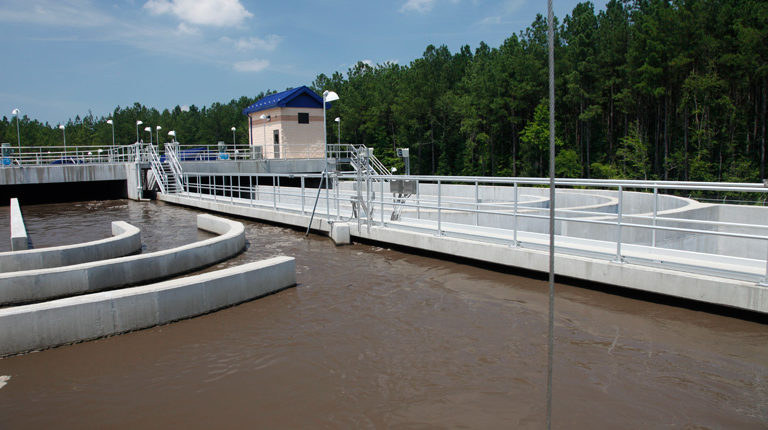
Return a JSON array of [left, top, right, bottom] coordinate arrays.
[[144, 126, 152, 145], [58, 124, 66, 153], [106, 119, 115, 148], [322, 90, 339, 167], [156, 126, 162, 146], [12, 108, 20, 156], [231, 126, 236, 146], [168, 130, 176, 142], [136, 120, 143, 143]]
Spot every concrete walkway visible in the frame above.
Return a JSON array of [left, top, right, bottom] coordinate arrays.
[[159, 192, 768, 314]]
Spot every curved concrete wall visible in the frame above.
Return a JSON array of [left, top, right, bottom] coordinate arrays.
[[0, 214, 246, 305], [0, 221, 141, 272], [0, 256, 296, 357]]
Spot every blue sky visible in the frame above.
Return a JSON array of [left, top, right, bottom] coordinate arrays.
[[0, 0, 608, 125]]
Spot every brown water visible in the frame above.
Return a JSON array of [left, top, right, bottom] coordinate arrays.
[[0, 199, 766, 429]]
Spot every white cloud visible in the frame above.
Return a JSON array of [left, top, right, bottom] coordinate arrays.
[[176, 22, 200, 35], [361, 59, 374, 67], [0, 0, 114, 27], [400, 0, 436, 13], [222, 35, 282, 52], [479, 16, 501, 26], [144, 0, 253, 27], [233, 59, 270, 72]]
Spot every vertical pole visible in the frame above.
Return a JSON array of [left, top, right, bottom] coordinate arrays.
[[437, 179, 442, 236], [301, 176, 306, 215], [546, 0, 556, 427], [277, 176, 281, 205], [381, 179, 384, 224], [615, 185, 624, 262], [230, 175, 233, 203], [652, 187, 658, 247], [475, 180, 479, 226], [514, 182, 519, 246], [417, 183, 421, 220], [272, 176, 277, 210], [326, 172, 330, 219]]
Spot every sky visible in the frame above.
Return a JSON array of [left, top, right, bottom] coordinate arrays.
[[0, 0, 608, 126]]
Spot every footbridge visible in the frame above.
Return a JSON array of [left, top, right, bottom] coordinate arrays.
[[155, 153, 768, 313]]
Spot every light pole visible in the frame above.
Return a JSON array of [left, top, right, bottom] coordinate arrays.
[[58, 124, 66, 153], [231, 126, 236, 146], [144, 126, 152, 145], [156, 126, 162, 146], [322, 90, 339, 167], [136, 120, 143, 143], [168, 130, 176, 142], [12, 108, 20, 156], [106, 119, 115, 149]]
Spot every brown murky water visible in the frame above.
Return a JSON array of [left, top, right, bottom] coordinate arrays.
[[0, 199, 766, 428]]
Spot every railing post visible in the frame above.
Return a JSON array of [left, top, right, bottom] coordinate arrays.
[[325, 172, 330, 219], [417, 183, 421, 220], [475, 180, 479, 226], [513, 182, 519, 246], [763, 241, 768, 286], [614, 185, 624, 263], [652, 186, 658, 247], [272, 176, 277, 210], [301, 176, 305, 215], [277, 176, 281, 205], [380, 178, 384, 224], [437, 179, 442, 236], [230, 175, 233, 203]]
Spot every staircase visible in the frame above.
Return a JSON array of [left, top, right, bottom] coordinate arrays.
[[146, 143, 185, 194]]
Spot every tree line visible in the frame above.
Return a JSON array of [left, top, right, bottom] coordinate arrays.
[[2, 0, 766, 183]]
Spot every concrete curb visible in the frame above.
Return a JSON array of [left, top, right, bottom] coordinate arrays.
[[10, 198, 27, 251], [0, 221, 142, 272], [0, 214, 245, 305], [0, 256, 296, 357]]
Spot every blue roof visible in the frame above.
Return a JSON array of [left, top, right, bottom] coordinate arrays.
[[242, 86, 329, 115]]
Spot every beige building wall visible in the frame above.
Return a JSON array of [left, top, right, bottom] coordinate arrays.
[[247, 107, 325, 159]]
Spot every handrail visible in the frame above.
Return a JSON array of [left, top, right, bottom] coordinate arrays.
[[145, 144, 167, 194], [164, 143, 185, 192]]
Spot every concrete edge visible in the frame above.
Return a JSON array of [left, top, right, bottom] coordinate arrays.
[[0, 221, 142, 272], [10, 198, 28, 251], [0, 214, 246, 305], [0, 256, 296, 358]]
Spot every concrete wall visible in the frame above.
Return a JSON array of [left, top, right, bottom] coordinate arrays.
[[0, 214, 245, 305], [0, 256, 296, 357], [182, 159, 327, 175], [0, 221, 141, 272], [10, 197, 27, 251], [0, 164, 128, 186]]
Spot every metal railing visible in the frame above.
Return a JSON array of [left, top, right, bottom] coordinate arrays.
[[1, 145, 139, 166], [177, 172, 768, 284]]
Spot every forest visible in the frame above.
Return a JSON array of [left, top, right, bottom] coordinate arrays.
[[1, 0, 766, 183]]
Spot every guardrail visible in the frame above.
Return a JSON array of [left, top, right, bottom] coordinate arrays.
[[175, 143, 324, 161], [178, 172, 768, 284], [1, 145, 140, 166]]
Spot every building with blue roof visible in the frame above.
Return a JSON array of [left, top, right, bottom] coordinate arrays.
[[243, 86, 330, 159]]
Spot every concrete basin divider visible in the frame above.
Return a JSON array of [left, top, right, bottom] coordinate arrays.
[[0, 256, 296, 357], [10, 198, 28, 251], [0, 221, 142, 272], [0, 214, 246, 306]]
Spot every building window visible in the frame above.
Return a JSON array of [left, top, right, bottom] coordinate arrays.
[[273, 130, 280, 159], [298, 112, 309, 124]]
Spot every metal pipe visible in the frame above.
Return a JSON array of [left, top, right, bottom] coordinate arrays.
[[615, 185, 624, 262]]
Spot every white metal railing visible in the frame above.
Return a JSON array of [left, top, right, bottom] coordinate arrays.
[[1, 145, 139, 166], [174, 142, 324, 161], [177, 172, 768, 284], [146, 144, 167, 194]]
